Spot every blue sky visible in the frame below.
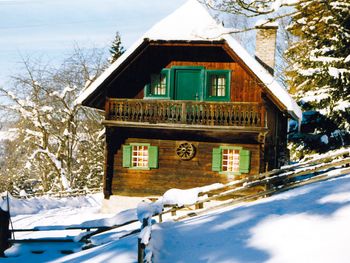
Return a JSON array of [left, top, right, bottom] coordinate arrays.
[[0, 0, 187, 86]]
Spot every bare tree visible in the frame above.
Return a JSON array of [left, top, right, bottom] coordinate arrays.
[[0, 48, 107, 194]]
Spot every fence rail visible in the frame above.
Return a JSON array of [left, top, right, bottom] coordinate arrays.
[[5, 148, 350, 262], [156, 148, 350, 221], [107, 99, 267, 128]]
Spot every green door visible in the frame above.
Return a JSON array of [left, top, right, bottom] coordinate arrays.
[[174, 69, 203, 100]]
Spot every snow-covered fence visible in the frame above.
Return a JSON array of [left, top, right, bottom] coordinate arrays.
[[137, 201, 163, 263], [155, 147, 350, 220]]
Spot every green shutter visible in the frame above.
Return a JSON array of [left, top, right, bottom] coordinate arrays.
[[122, 145, 132, 168], [148, 146, 158, 169], [212, 148, 222, 172], [239, 149, 250, 173]]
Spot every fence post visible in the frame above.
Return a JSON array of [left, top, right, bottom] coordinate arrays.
[[138, 218, 148, 263], [0, 206, 10, 257], [137, 237, 144, 263]]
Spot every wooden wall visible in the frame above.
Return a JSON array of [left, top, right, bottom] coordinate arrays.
[[106, 44, 263, 105], [102, 43, 289, 196], [264, 97, 289, 170], [111, 135, 260, 196]]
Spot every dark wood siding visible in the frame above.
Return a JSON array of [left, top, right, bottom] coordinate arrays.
[[106, 44, 263, 105], [101, 42, 289, 197], [111, 136, 260, 196], [264, 97, 288, 170]]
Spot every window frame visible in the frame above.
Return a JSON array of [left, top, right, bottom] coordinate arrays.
[[212, 146, 250, 175], [130, 143, 150, 170], [221, 147, 241, 173], [123, 143, 158, 170], [205, 70, 231, 102], [144, 69, 171, 99]]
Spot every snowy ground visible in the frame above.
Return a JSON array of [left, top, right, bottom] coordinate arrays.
[[2, 173, 350, 262]]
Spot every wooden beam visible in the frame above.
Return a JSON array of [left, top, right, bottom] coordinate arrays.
[[103, 120, 268, 134], [148, 40, 226, 47]]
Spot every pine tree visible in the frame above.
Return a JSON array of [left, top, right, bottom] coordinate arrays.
[[285, 0, 350, 133], [109, 32, 125, 63]]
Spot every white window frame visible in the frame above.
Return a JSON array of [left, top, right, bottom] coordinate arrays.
[[221, 148, 240, 172], [131, 145, 149, 168]]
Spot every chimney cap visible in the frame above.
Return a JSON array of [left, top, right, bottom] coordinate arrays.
[[255, 19, 278, 29]]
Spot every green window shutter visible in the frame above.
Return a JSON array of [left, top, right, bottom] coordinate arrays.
[[148, 146, 159, 169], [239, 149, 251, 173], [122, 145, 132, 168], [212, 148, 222, 172]]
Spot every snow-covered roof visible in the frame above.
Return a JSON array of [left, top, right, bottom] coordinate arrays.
[[77, 0, 302, 120]]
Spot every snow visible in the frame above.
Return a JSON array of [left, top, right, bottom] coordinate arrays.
[[2, 171, 350, 262], [76, 0, 302, 121], [162, 183, 223, 206], [328, 67, 350, 78], [151, 174, 350, 263], [333, 99, 350, 112], [136, 201, 163, 223], [2, 193, 102, 217], [0, 130, 16, 141], [345, 54, 350, 63], [163, 188, 200, 206]]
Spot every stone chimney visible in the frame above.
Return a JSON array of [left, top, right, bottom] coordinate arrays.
[[255, 22, 278, 75]]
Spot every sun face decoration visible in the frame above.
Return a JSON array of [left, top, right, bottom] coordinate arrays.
[[176, 142, 196, 160]]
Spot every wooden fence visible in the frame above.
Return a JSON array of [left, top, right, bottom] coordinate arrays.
[[4, 147, 350, 262]]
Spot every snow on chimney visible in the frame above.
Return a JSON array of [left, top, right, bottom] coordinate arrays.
[[255, 21, 278, 75]]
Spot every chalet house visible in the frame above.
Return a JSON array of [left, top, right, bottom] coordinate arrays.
[[77, 0, 302, 198]]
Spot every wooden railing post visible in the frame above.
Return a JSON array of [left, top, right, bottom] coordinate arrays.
[[181, 102, 187, 124]]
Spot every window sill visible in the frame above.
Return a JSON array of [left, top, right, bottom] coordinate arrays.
[[129, 167, 151, 170]]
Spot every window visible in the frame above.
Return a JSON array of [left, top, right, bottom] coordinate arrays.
[[212, 147, 250, 174], [145, 69, 170, 98], [222, 148, 240, 172], [150, 73, 167, 96], [123, 144, 158, 169], [205, 70, 230, 101], [210, 74, 226, 97], [132, 145, 149, 168]]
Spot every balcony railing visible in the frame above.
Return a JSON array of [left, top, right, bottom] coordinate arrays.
[[106, 99, 267, 128]]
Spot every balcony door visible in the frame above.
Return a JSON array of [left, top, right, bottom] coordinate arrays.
[[174, 68, 203, 101]]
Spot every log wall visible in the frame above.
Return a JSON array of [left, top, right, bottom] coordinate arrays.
[[111, 135, 260, 196]]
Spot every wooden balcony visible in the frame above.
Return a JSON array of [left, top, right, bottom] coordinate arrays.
[[104, 99, 267, 131]]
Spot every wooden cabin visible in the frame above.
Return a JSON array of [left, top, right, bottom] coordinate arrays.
[[77, 0, 302, 198]]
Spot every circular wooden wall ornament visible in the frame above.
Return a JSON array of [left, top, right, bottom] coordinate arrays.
[[176, 142, 196, 160]]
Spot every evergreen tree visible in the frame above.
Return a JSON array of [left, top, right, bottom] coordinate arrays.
[[285, 0, 350, 132], [109, 32, 125, 63]]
